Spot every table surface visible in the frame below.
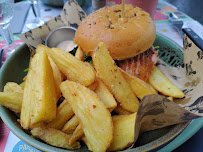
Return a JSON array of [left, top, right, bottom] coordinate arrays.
[[0, 0, 203, 152]]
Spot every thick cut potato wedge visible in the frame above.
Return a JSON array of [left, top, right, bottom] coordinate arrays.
[[95, 79, 117, 111], [146, 81, 158, 94], [46, 47, 95, 86], [20, 82, 25, 90], [148, 66, 184, 98], [31, 127, 80, 150], [87, 79, 99, 91], [167, 96, 173, 101], [69, 124, 84, 145], [47, 100, 74, 129], [48, 56, 64, 99], [93, 42, 139, 113], [60, 80, 113, 152], [120, 68, 156, 100], [111, 115, 129, 121], [20, 45, 57, 129], [108, 113, 137, 151], [75, 47, 84, 61], [0, 92, 22, 113], [37, 45, 64, 99], [3, 82, 23, 94], [114, 105, 132, 115], [62, 115, 79, 134]]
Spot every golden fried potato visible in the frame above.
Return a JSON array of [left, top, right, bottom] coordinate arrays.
[[47, 100, 74, 129], [111, 115, 129, 121], [3, 82, 23, 94], [69, 124, 84, 145], [62, 115, 79, 134], [146, 81, 158, 94], [95, 79, 117, 111], [108, 113, 137, 151], [60, 80, 113, 152], [19, 82, 25, 90], [20, 45, 57, 129], [148, 66, 184, 98], [75, 47, 84, 61], [87, 79, 99, 91], [48, 56, 64, 99], [114, 105, 133, 115], [0, 92, 22, 113], [93, 42, 139, 113], [167, 96, 173, 101], [120, 68, 156, 99], [46, 47, 95, 86], [31, 127, 80, 150]]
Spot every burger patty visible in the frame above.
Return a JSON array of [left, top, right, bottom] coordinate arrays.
[[118, 46, 158, 82]]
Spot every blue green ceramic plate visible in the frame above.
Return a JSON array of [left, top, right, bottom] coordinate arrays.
[[0, 33, 202, 152]]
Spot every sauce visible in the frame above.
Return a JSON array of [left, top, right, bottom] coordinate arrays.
[[56, 40, 76, 52]]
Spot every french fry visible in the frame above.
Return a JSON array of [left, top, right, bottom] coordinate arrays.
[[48, 56, 64, 99], [60, 80, 113, 152], [62, 115, 79, 134], [111, 115, 129, 121], [148, 66, 184, 98], [69, 124, 84, 145], [108, 113, 137, 151], [46, 47, 96, 86], [75, 47, 84, 61], [82, 136, 93, 151], [95, 79, 117, 111], [19, 82, 25, 90], [31, 127, 80, 150], [20, 45, 57, 129], [64, 79, 117, 142], [93, 42, 139, 113], [0, 92, 22, 113], [167, 96, 173, 101], [114, 105, 132, 115], [87, 79, 99, 91], [47, 100, 74, 129], [146, 81, 158, 94], [120, 68, 156, 100], [3, 82, 23, 94]]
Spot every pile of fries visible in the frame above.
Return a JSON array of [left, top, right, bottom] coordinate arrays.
[[0, 42, 184, 152]]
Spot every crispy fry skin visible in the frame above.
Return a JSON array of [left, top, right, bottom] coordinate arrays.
[[31, 127, 80, 149], [0, 92, 22, 113], [20, 45, 57, 129], [108, 113, 137, 151], [47, 100, 74, 129], [119, 47, 157, 82], [62, 115, 79, 134], [75, 47, 84, 61], [87, 79, 99, 91], [120, 68, 156, 100], [93, 42, 139, 113], [146, 81, 158, 94], [3, 82, 23, 94], [69, 124, 84, 145], [95, 79, 117, 111], [114, 105, 133, 115], [148, 66, 184, 98], [48, 56, 64, 99], [60, 80, 113, 152], [46, 47, 95, 86]]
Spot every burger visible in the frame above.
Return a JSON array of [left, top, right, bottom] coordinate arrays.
[[74, 4, 158, 82]]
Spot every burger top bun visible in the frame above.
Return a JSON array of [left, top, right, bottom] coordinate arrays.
[[74, 4, 156, 60]]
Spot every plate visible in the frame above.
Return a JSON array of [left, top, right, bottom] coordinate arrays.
[[0, 33, 202, 152]]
